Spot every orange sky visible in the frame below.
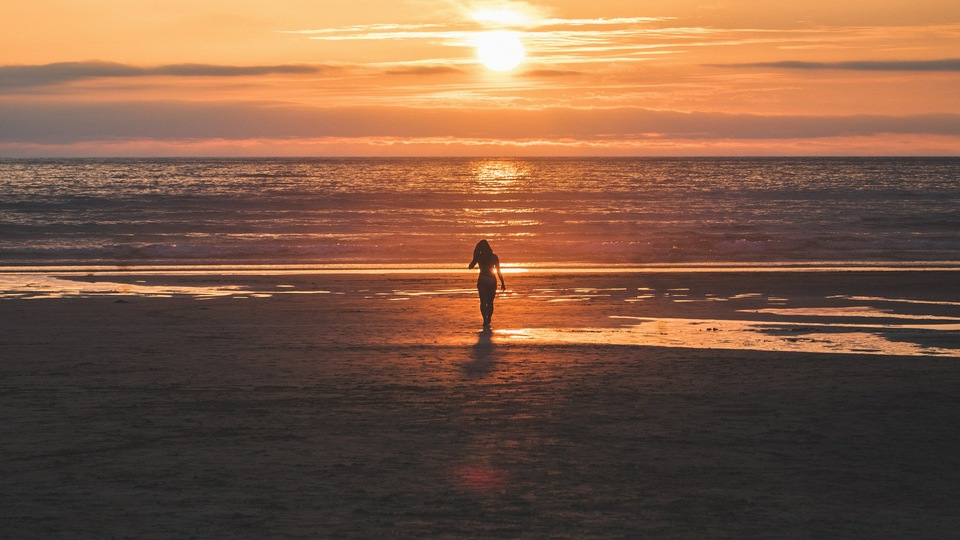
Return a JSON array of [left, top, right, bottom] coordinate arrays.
[[2, 0, 959, 156]]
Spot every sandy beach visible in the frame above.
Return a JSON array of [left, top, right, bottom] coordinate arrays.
[[3, 269, 960, 538]]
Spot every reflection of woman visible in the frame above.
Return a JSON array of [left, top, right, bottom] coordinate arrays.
[[469, 239, 506, 327]]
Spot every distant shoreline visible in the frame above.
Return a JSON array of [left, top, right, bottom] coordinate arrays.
[[3, 260, 960, 276]]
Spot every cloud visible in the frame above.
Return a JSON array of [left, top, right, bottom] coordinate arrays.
[[520, 69, 582, 78], [534, 17, 676, 28], [152, 64, 324, 76], [285, 14, 680, 63], [1, 100, 958, 146], [283, 23, 447, 35], [0, 61, 328, 88], [711, 59, 960, 71], [383, 66, 465, 76], [288, 24, 466, 42]]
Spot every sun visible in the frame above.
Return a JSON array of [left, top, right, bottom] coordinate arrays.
[[475, 30, 525, 72]]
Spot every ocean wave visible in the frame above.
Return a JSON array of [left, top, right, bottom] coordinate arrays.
[[2, 157, 959, 266]]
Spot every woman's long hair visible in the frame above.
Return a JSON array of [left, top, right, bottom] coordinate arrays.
[[473, 239, 493, 263]]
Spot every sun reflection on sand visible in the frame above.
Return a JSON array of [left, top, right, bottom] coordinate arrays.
[[452, 463, 508, 493], [0, 274, 336, 300], [745, 306, 960, 321], [497, 315, 960, 357]]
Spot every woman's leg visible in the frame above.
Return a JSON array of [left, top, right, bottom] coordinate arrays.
[[480, 291, 494, 319], [482, 299, 494, 320], [478, 280, 496, 323]]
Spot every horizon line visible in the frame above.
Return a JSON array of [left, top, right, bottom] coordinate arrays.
[[3, 154, 959, 160]]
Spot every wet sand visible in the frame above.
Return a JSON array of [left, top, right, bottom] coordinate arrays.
[[2, 270, 960, 538]]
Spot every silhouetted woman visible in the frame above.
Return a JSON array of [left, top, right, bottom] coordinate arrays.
[[469, 239, 506, 327]]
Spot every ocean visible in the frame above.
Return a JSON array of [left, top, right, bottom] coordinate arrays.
[[1, 157, 958, 269]]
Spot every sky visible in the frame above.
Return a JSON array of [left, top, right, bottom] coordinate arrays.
[[1, 0, 959, 156]]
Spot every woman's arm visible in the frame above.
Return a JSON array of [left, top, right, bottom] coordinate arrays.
[[496, 263, 506, 291]]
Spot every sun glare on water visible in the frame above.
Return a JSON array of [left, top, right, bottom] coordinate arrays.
[[475, 30, 525, 72]]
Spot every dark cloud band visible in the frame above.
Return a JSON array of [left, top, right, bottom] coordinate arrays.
[[711, 59, 960, 72], [0, 61, 326, 88], [1, 100, 958, 145]]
